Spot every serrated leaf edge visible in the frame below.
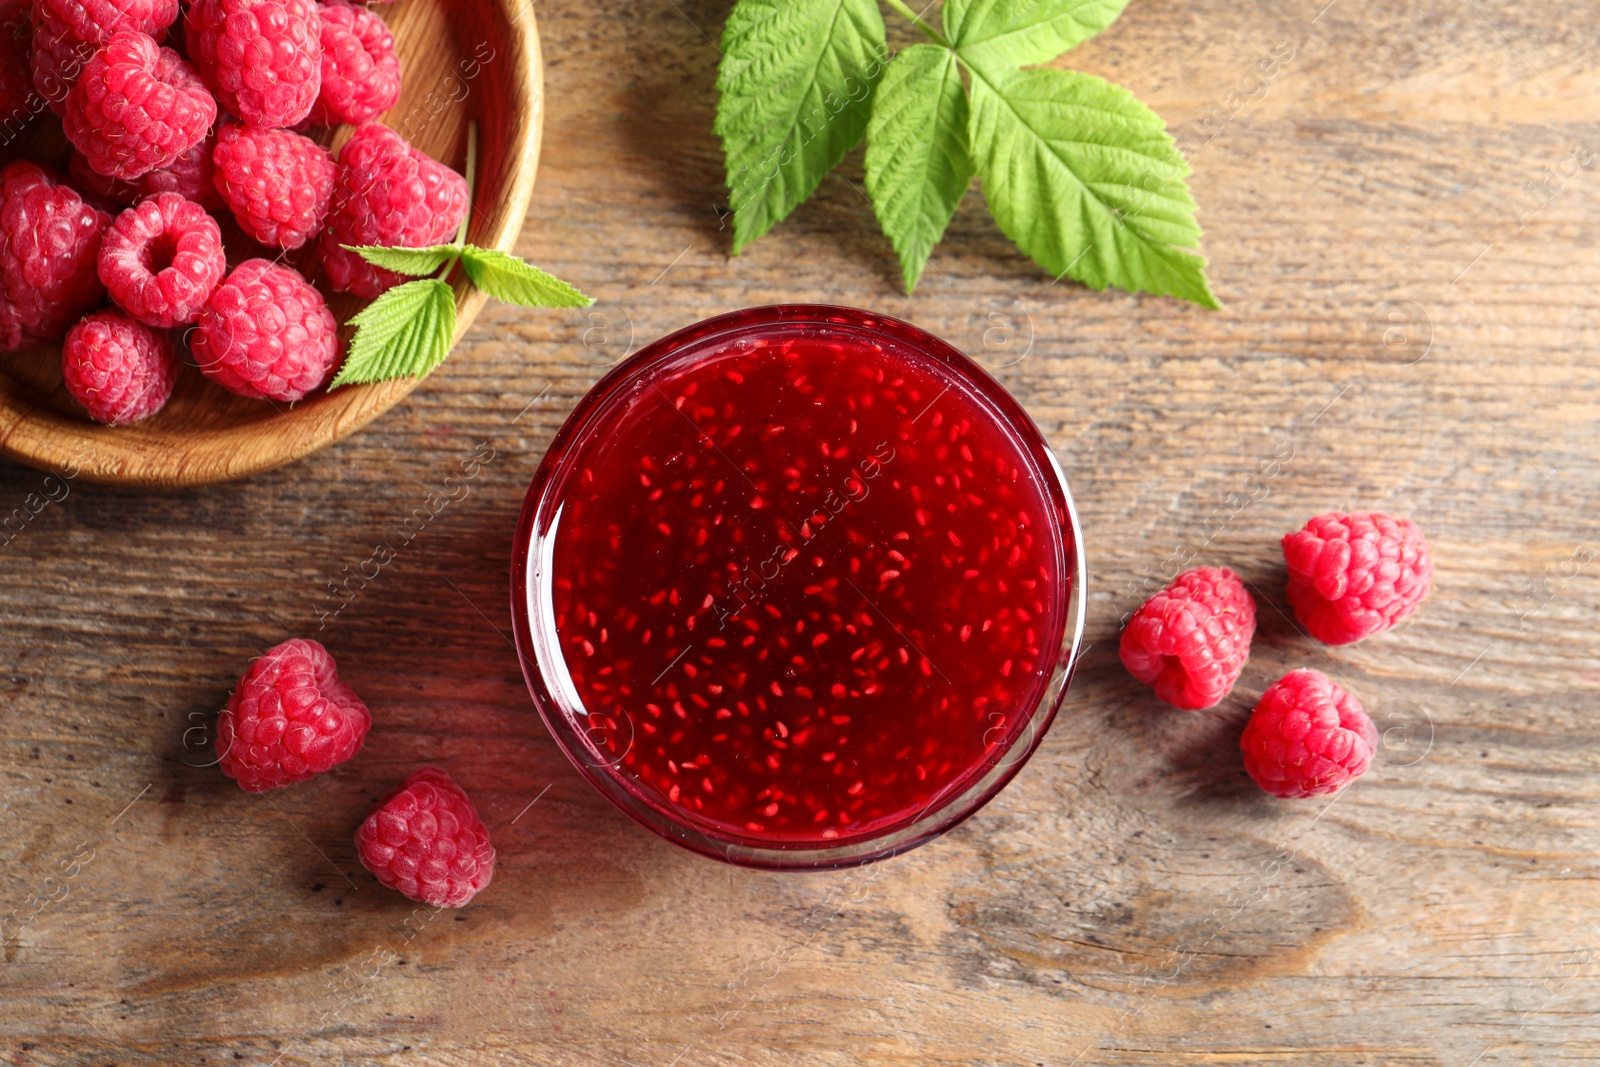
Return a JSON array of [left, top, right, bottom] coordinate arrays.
[[330, 278, 459, 389]]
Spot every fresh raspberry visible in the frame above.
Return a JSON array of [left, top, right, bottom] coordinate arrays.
[[139, 128, 224, 210], [1121, 566, 1256, 710], [61, 310, 176, 423], [64, 31, 214, 181], [217, 638, 371, 793], [70, 135, 224, 211], [356, 767, 496, 908], [192, 258, 339, 401], [29, 20, 93, 112], [184, 0, 320, 129], [1282, 512, 1433, 646], [1241, 669, 1378, 798], [308, 0, 399, 127], [32, 0, 177, 42], [98, 192, 224, 327], [68, 149, 138, 207], [319, 123, 469, 298], [0, 161, 110, 351], [212, 122, 335, 249], [30, 0, 179, 111], [0, 0, 36, 128]]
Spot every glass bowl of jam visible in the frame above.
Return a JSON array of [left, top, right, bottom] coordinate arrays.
[[511, 305, 1085, 869]]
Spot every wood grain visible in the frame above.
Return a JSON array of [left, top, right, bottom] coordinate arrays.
[[0, 0, 544, 486], [1, 0, 1599, 1064]]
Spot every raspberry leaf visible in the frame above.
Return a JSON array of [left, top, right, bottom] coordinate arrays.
[[943, 0, 1131, 70], [715, 0, 887, 254], [459, 248, 595, 308], [966, 66, 1218, 307], [346, 244, 463, 276], [330, 279, 458, 388], [863, 44, 973, 295]]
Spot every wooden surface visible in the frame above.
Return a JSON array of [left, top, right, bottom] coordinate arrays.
[[0, 0, 543, 486], [2, 0, 1599, 1063]]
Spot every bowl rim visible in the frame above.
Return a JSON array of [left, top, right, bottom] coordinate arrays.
[[509, 303, 1088, 871], [0, 0, 544, 487]]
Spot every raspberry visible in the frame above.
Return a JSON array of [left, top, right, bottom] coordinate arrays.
[[63, 31, 215, 180], [98, 192, 224, 328], [192, 258, 340, 401], [0, 161, 110, 351], [71, 134, 224, 211], [212, 122, 335, 249], [139, 128, 224, 210], [1120, 566, 1256, 710], [30, 0, 179, 111], [33, 0, 177, 43], [61, 310, 176, 424], [309, 0, 399, 128], [1240, 669, 1378, 798], [0, 0, 36, 128], [217, 638, 371, 793], [1282, 512, 1433, 646], [319, 123, 469, 298], [184, 0, 320, 129], [68, 148, 138, 207], [29, 21, 93, 113], [355, 767, 496, 908]]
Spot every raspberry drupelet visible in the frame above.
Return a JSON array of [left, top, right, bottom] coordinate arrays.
[[216, 638, 371, 792], [61, 310, 177, 424], [1282, 511, 1433, 646], [1120, 566, 1256, 710], [355, 767, 496, 908], [1241, 668, 1379, 798]]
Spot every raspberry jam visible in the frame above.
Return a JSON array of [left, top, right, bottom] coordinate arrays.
[[513, 306, 1084, 869]]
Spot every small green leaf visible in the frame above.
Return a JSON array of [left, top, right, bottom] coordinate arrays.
[[864, 44, 974, 294], [460, 247, 595, 307], [967, 65, 1217, 307], [944, 0, 1130, 71], [330, 279, 458, 388], [714, 0, 887, 253], [345, 244, 462, 276]]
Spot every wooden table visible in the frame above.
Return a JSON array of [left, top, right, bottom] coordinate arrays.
[[4, 1, 1598, 1063]]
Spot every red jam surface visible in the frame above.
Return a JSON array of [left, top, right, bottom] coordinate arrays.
[[539, 321, 1071, 849]]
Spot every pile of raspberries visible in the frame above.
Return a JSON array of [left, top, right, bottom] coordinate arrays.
[[0, 0, 469, 424], [1120, 511, 1434, 799], [217, 637, 496, 908]]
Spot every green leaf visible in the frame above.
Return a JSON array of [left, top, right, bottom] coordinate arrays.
[[864, 44, 974, 294], [944, 0, 1130, 70], [345, 244, 462, 276], [330, 279, 459, 388], [460, 247, 595, 308], [714, 0, 887, 253], [966, 65, 1218, 307]]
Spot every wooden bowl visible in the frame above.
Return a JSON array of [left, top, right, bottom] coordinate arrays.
[[0, 0, 543, 486]]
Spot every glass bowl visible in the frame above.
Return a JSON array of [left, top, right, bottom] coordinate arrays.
[[511, 305, 1085, 870]]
